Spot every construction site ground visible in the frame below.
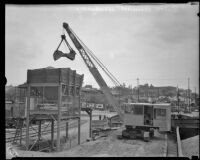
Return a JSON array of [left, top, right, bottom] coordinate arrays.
[[182, 135, 199, 158], [6, 112, 168, 158]]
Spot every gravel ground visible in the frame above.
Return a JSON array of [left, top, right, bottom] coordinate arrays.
[[6, 114, 167, 158], [51, 127, 167, 157], [182, 135, 199, 158]]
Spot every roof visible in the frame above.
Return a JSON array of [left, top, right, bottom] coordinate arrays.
[[122, 102, 171, 107]]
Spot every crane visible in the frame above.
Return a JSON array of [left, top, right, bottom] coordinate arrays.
[[53, 22, 169, 142], [53, 22, 124, 122]]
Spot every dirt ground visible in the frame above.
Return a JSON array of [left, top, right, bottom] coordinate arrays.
[[55, 128, 167, 157], [6, 113, 167, 158], [182, 135, 199, 158], [7, 127, 167, 158]]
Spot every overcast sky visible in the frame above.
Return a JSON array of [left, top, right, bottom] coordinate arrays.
[[5, 4, 199, 93]]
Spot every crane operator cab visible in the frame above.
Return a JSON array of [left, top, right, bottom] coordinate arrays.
[[121, 103, 171, 141]]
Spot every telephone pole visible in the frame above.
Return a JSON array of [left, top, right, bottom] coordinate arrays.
[[177, 85, 180, 113]]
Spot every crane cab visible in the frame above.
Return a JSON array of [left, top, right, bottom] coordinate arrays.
[[121, 103, 171, 132]]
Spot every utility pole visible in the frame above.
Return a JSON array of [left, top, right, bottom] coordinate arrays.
[[177, 85, 180, 113], [137, 78, 139, 102]]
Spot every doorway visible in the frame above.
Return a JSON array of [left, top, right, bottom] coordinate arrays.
[[144, 105, 153, 126]]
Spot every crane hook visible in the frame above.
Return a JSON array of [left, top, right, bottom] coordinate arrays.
[[53, 50, 76, 61], [53, 34, 76, 61]]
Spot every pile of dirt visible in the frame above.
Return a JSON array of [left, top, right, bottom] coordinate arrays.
[[55, 128, 166, 157], [182, 135, 199, 157]]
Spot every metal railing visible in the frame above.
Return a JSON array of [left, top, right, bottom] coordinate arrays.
[[176, 126, 184, 157]]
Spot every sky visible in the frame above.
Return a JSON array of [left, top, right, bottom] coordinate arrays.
[[5, 4, 199, 93]]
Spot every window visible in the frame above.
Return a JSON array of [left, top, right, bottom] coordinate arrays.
[[124, 105, 143, 115], [62, 85, 69, 96], [125, 105, 131, 113], [155, 108, 166, 117], [44, 86, 58, 101], [30, 87, 43, 97], [133, 105, 143, 115], [69, 86, 74, 96], [76, 87, 80, 96]]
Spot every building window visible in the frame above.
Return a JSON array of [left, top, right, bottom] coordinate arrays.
[[125, 105, 131, 114], [124, 105, 143, 115], [155, 108, 166, 118], [133, 105, 143, 115]]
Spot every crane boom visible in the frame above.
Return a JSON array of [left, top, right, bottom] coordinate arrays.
[[62, 22, 124, 121]]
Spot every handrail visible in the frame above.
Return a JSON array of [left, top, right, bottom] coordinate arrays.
[[176, 126, 184, 157]]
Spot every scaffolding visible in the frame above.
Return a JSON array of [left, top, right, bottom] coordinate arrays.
[[23, 67, 83, 152]]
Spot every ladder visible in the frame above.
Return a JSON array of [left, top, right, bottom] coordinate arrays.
[[12, 118, 24, 144]]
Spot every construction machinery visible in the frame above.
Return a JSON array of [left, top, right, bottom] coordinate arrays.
[[53, 22, 171, 141]]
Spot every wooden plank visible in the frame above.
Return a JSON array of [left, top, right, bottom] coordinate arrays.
[[30, 110, 58, 115], [61, 68, 70, 84], [51, 120, 54, 151], [25, 85, 30, 150], [66, 122, 68, 139], [56, 85, 61, 151], [29, 83, 59, 87]]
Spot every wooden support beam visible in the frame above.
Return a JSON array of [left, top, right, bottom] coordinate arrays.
[[38, 120, 42, 151], [56, 85, 61, 151], [51, 119, 54, 151], [66, 122, 68, 139], [38, 120, 42, 139], [78, 93, 81, 145], [84, 109, 92, 138], [90, 111, 92, 138], [19, 119, 23, 145], [25, 85, 30, 150], [78, 117, 81, 145]]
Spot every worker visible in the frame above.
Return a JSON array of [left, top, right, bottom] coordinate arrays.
[[144, 114, 151, 125]]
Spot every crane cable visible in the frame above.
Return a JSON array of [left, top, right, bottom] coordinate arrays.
[[69, 27, 121, 87], [70, 27, 120, 86]]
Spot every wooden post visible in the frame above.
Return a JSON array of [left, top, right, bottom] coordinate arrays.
[[19, 119, 23, 145], [38, 120, 42, 139], [66, 122, 68, 139], [78, 117, 80, 144], [25, 85, 30, 150], [51, 119, 54, 151], [89, 110, 92, 138], [78, 92, 81, 145], [56, 85, 61, 151], [38, 120, 42, 150]]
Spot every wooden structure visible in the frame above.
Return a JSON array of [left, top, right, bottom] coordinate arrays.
[[121, 103, 171, 131], [108, 115, 123, 129], [24, 67, 84, 151]]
